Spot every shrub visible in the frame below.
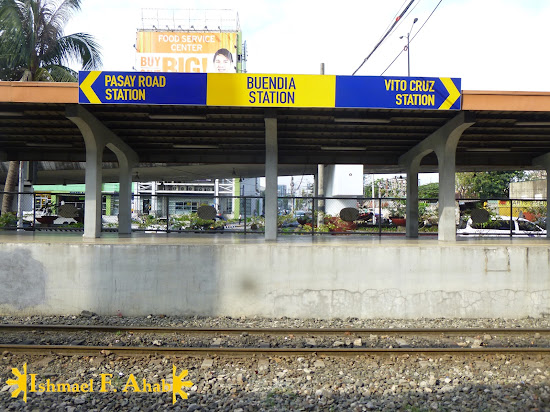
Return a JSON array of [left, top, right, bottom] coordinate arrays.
[[0, 212, 17, 228]]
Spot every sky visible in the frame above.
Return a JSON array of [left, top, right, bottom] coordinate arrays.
[[65, 0, 550, 186], [66, 0, 550, 91]]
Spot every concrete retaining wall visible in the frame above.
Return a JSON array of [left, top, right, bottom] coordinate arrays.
[[1, 242, 549, 318]]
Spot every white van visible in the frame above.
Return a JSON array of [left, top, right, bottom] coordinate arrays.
[[457, 216, 546, 237]]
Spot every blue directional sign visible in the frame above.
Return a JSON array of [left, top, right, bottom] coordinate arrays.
[[79, 71, 461, 110], [79, 71, 207, 105], [335, 76, 461, 110]]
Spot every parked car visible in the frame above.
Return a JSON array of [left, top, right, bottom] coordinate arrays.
[[457, 216, 546, 237], [280, 219, 300, 228]]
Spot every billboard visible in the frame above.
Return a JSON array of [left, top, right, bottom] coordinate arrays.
[[136, 31, 238, 73]]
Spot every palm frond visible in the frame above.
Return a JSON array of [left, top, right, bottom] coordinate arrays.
[[0, 0, 24, 27], [0, 0, 102, 81], [43, 63, 78, 82], [32, 66, 53, 81], [47, 0, 82, 34], [44, 32, 102, 70]]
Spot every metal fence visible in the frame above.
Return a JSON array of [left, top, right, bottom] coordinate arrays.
[[0, 191, 546, 237], [279, 196, 438, 236], [0, 191, 85, 232]]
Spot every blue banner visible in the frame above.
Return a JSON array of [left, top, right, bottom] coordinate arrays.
[[79, 71, 461, 110], [79, 71, 207, 105], [335, 76, 461, 110]]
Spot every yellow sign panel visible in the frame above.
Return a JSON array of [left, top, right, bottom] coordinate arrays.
[[207, 73, 336, 107]]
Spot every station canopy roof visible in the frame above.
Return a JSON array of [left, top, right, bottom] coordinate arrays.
[[1, 81, 550, 183]]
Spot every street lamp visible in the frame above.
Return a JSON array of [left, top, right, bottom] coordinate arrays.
[[400, 17, 418, 76]]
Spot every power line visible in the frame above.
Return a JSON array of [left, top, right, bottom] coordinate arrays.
[[385, 0, 424, 40], [380, 48, 406, 76], [380, 0, 445, 76], [377, 0, 409, 44], [401, 0, 423, 24], [352, 0, 416, 75]]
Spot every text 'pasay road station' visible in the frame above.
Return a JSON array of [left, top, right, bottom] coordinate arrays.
[[79, 72, 461, 110]]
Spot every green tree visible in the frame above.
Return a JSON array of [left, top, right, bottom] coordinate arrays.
[[456, 171, 526, 199], [418, 182, 439, 199], [0, 0, 101, 213], [364, 178, 382, 197]]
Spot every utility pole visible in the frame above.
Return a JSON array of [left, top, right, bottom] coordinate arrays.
[[400, 18, 418, 76]]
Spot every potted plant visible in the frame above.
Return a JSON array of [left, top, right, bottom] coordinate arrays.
[[324, 215, 357, 233], [36, 202, 58, 225], [388, 200, 406, 226], [249, 215, 264, 231]]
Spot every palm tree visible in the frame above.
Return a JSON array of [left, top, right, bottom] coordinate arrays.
[[0, 0, 101, 81], [0, 0, 102, 214]]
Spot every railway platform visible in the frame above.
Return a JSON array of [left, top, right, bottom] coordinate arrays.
[[0, 231, 548, 319]]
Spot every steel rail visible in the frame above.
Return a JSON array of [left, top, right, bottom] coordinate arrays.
[[2, 344, 550, 357], [1, 324, 549, 335]]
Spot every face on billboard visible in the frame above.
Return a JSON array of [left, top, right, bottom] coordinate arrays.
[[213, 49, 233, 73], [136, 31, 237, 73]]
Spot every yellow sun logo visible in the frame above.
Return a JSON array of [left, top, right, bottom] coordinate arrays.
[[6, 363, 28, 403], [172, 365, 193, 404]]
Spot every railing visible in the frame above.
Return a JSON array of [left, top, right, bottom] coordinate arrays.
[[0, 191, 85, 232], [0, 191, 546, 237], [456, 198, 547, 238], [277, 196, 437, 236]]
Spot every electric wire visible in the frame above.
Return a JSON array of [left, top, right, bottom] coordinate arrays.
[[350, 6, 409, 80], [401, 0, 423, 23], [352, 0, 416, 75], [377, 0, 409, 44], [380, 0, 445, 76], [385, 0, 424, 40]]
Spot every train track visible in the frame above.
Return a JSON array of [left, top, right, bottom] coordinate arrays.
[[1, 324, 550, 356], [2, 344, 550, 356], [2, 324, 550, 335]]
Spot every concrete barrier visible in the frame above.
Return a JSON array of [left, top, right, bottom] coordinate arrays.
[[1, 240, 549, 318]]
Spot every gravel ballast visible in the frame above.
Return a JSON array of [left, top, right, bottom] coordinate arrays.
[[1, 315, 550, 411], [2, 314, 550, 329]]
